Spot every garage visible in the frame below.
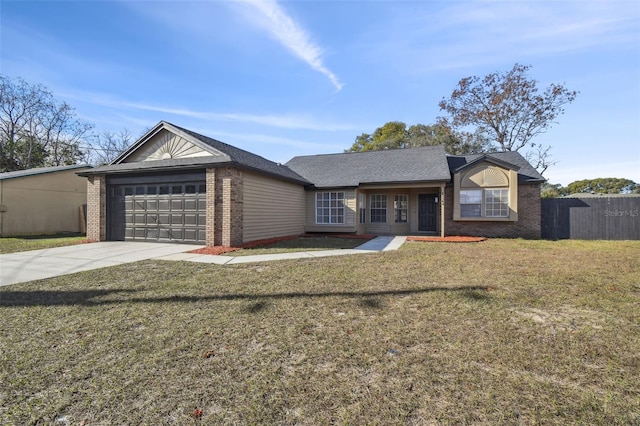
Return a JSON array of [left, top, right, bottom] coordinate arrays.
[[107, 173, 206, 244]]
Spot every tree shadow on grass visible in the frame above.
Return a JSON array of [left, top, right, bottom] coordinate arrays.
[[0, 286, 491, 308]]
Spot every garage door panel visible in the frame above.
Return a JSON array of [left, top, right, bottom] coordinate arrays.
[[158, 214, 170, 225], [146, 200, 159, 211], [184, 199, 197, 210], [169, 228, 183, 240], [110, 181, 206, 244], [184, 214, 198, 226], [145, 214, 159, 225], [184, 229, 197, 241]]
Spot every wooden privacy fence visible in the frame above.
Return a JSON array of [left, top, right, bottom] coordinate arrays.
[[542, 196, 640, 240]]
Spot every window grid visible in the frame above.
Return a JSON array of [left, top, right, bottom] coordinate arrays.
[[370, 194, 387, 223], [394, 195, 408, 223], [485, 189, 509, 217], [316, 192, 345, 224]]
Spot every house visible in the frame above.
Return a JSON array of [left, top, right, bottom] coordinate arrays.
[[0, 164, 91, 237], [78, 121, 545, 246]]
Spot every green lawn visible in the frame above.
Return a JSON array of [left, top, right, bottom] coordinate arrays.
[[1, 239, 638, 425], [0, 234, 87, 254]]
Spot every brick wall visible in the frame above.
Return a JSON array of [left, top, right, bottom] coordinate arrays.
[[206, 167, 244, 247], [205, 168, 218, 246], [444, 182, 541, 239], [86, 175, 106, 241]]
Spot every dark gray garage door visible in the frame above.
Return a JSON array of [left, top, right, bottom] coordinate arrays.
[[109, 181, 206, 244]]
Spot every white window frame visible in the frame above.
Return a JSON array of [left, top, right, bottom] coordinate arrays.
[[358, 193, 366, 224], [370, 194, 387, 223], [394, 194, 408, 223], [460, 188, 509, 218], [315, 192, 345, 224]]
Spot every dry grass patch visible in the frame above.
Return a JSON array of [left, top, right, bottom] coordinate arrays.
[[0, 234, 87, 254], [1, 239, 639, 425]]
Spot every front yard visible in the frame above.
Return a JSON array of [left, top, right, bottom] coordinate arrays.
[[1, 239, 638, 424]]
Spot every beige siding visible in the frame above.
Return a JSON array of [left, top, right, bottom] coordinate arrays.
[[304, 190, 357, 233], [242, 172, 306, 243], [0, 169, 89, 236]]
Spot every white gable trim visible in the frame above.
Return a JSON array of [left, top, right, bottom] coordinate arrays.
[[112, 121, 228, 165]]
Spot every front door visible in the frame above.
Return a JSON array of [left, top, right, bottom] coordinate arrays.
[[418, 194, 437, 232]]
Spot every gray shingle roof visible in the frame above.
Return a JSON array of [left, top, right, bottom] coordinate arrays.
[[0, 164, 91, 181], [81, 122, 309, 184], [447, 151, 546, 183], [286, 146, 451, 188]]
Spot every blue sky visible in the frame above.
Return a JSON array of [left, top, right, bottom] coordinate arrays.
[[1, 0, 638, 185]]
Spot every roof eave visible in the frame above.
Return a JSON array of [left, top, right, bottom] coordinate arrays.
[[452, 154, 521, 173]]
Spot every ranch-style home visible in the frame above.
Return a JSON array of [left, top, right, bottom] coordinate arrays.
[[78, 121, 544, 246]]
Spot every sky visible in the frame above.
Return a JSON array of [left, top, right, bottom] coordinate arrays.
[[1, 0, 639, 186]]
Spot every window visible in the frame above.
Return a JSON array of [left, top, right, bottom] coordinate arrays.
[[358, 193, 366, 224], [394, 195, 408, 223], [460, 190, 482, 217], [316, 192, 345, 224], [460, 189, 509, 218], [485, 189, 509, 217], [370, 194, 387, 223]]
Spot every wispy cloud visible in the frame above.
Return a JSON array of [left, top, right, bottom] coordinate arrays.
[[237, 0, 343, 91], [61, 90, 355, 132], [365, 1, 640, 73]]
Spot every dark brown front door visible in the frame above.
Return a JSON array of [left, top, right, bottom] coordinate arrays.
[[418, 194, 437, 232]]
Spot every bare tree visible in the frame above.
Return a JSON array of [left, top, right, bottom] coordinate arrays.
[[88, 129, 133, 165], [439, 64, 578, 174], [0, 76, 92, 172]]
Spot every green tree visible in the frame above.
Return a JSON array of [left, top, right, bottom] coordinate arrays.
[[567, 178, 638, 194], [541, 182, 569, 198], [438, 63, 578, 174], [0, 76, 92, 172], [346, 121, 486, 155]]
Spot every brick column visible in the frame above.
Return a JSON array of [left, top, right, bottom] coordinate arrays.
[[205, 168, 218, 247], [86, 175, 106, 241], [221, 167, 244, 247]]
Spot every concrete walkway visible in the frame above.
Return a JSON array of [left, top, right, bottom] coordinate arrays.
[[0, 236, 406, 287], [158, 236, 407, 265]]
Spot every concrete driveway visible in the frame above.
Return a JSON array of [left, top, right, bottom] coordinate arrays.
[[0, 242, 203, 287]]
